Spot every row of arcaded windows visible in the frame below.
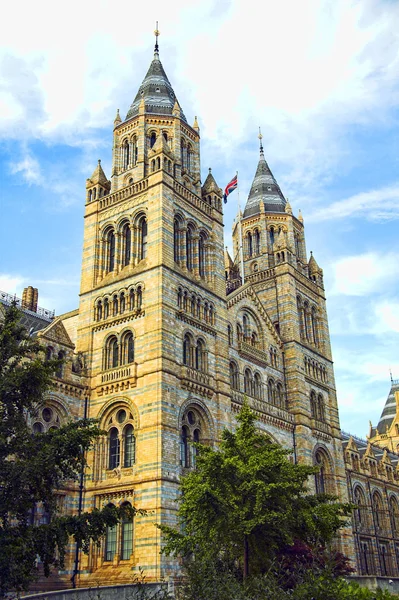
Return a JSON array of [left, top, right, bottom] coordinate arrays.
[[121, 137, 138, 170], [297, 296, 320, 347], [177, 287, 215, 325], [102, 216, 147, 274], [310, 391, 326, 422], [103, 332, 135, 370], [304, 356, 327, 382], [181, 141, 194, 173], [95, 286, 143, 321], [174, 218, 209, 277], [229, 362, 286, 408], [245, 229, 261, 258]]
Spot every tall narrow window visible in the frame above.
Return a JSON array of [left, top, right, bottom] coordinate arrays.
[[254, 229, 260, 255], [195, 339, 205, 371], [56, 351, 65, 378], [270, 227, 275, 246], [107, 230, 115, 273], [150, 132, 156, 148], [268, 379, 275, 404], [230, 362, 239, 390], [276, 383, 283, 407], [187, 145, 192, 172], [247, 232, 253, 257], [123, 140, 130, 169], [186, 226, 193, 271], [180, 426, 189, 467], [123, 223, 131, 267], [174, 219, 180, 263], [199, 233, 205, 277], [132, 137, 138, 165], [318, 394, 325, 422], [314, 450, 326, 494], [108, 428, 120, 469], [228, 324, 233, 345], [120, 293, 125, 313], [310, 391, 317, 419], [183, 334, 192, 366], [105, 510, 117, 561], [139, 217, 147, 260], [96, 301, 102, 320], [123, 425, 135, 468], [121, 502, 134, 560], [254, 373, 262, 399], [104, 298, 109, 318], [244, 369, 252, 395], [113, 295, 118, 316], [136, 286, 142, 309], [243, 314, 249, 339], [311, 307, 319, 346]]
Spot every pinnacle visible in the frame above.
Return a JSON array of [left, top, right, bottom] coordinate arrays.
[[243, 146, 286, 218]]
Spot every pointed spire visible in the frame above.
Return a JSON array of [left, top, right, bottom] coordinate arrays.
[[298, 209, 303, 223], [125, 31, 187, 123], [243, 132, 286, 218], [374, 379, 399, 436], [202, 168, 219, 194], [86, 159, 110, 191], [285, 198, 292, 214], [114, 108, 121, 126], [308, 251, 319, 275], [193, 115, 200, 132]]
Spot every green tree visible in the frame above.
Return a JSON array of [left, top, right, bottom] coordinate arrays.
[[161, 403, 352, 582], [0, 304, 141, 597]]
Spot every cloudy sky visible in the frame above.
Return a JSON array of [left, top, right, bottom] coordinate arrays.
[[0, 0, 398, 438]]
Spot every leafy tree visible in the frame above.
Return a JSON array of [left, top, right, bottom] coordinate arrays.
[[0, 304, 141, 597], [161, 403, 352, 582]]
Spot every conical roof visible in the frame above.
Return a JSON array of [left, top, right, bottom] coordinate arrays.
[[202, 168, 219, 194], [376, 379, 399, 434], [125, 47, 186, 122], [243, 146, 286, 218], [86, 160, 109, 187]]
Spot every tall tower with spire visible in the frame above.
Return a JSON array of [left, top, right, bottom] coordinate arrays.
[[229, 133, 353, 557], [75, 30, 229, 585]]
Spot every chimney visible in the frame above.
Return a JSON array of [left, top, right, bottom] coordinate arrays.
[[22, 286, 39, 312]]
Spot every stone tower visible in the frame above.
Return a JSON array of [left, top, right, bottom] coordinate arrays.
[[229, 136, 354, 558], [75, 36, 230, 584]]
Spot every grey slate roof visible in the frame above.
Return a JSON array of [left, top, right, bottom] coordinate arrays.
[[125, 50, 187, 123], [243, 147, 286, 218], [375, 380, 399, 435]]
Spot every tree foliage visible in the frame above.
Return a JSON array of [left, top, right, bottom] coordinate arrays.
[[161, 403, 352, 577], [0, 304, 141, 596]]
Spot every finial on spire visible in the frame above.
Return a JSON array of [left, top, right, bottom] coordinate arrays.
[[390, 368, 394, 383], [154, 21, 160, 55], [209, 168, 212, 173], [258, 127, 264, 154]]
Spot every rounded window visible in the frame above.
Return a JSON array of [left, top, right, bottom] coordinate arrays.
[[117, 409, 127, 424], [42, 408, 53, 422], [188, 411, 196, 425]]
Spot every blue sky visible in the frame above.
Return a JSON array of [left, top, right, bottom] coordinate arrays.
[[0, 0, 398, 438]]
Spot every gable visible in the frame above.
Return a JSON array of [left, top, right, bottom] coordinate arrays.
[[39, 317, 75, 349]]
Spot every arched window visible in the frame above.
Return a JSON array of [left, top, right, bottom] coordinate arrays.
[[269, 227, 275, 246], [317, 394, 325, 422], [177, 288, 183, 308], [181, 141, 185, 170], [310, 391, 317, 419], [254, 373, 262, 399], [113, 295, 118, 316], [230, 362, 239, 390], [104, 297, 109, 319], [106, 230, 116, 273], [183, 334, 193, 366], [268, 379, 275, 404], [120, 501, 134, 560], [390, 496, 399, 534], [303, 302, 310, 341], [243, 314, 249, 339], [56, 350, 65, 378], [227, 324, 233, 345], [132, 136, 138, 165], [123, 139, 130, 170], [129, 289, 135, 310], [106, 336, 118, 370], [122, 223, 131, 267], [122, 333, 134, 364], [236, 323, 242, 341], [314, 450, 329, 494], [108, 428, 120, 469], [138, 217, 147, 260], [354, 486, 368, 529], [123, 424, 135, 468], [96, 300, 102, 321], [120, 292, 125, 313], [136, 286, 142, 309], [311, 306, 319, 346], [186, 225, 194, 271], [295, 233, 300, 258], [276, 383, 284, 408], [150, 132, 156, 148], [373, 492, 384, 529], [174, 219, 180, 263], [105, 503, 117, 560], [244, 369, 253, 396], [247, 232, 253, 257], [254, 229, 260, 255], [195, 339, 206, 372], [180, 425, 189, 467], [187, 145, 192, 172], [199, 233, 206, 277]]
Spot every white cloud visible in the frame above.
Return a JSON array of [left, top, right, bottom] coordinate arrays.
[[9, 151, 42, 185], [329, 252, 399, 296], [307, 185, 399, 223], [0, 274, 25, 296]]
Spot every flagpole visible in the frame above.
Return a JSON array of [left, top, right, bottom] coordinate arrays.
[[236, 170, 245, 285]]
